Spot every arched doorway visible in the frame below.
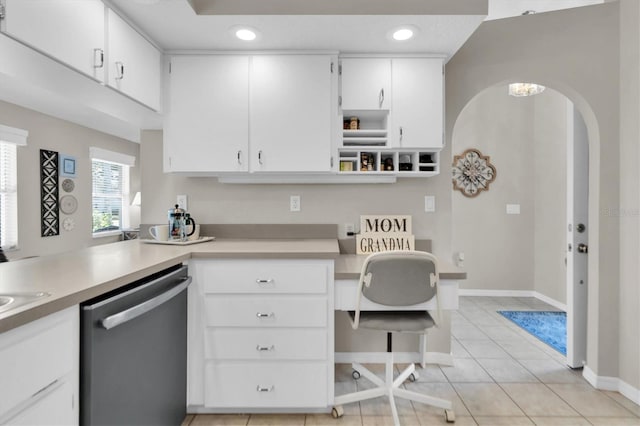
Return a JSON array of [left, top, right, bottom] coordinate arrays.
[[449, 83, 594, 368]]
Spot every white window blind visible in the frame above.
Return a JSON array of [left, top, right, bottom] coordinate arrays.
[[0, 125, 27, 250], [91, 148, 134, 235], [0, 142, 18, 249]]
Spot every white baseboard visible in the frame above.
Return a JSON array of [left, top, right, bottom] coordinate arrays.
[[583, 365, 640, 405], [335, 351, 454, 366], [458, 289, 567, 311]]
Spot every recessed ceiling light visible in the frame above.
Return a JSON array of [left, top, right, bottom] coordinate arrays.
[[388, 26, 418, 42], [229, 26, 260, 41], [393, 28, 414, 41]]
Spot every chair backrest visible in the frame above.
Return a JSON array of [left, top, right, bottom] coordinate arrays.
[[359, 250, 438, 306]]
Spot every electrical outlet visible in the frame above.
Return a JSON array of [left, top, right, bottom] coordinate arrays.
[[177, 194, 188, 210], [290, 195, 301, 212], [345, 223, 355, 236], [424, 195, 435, 212]]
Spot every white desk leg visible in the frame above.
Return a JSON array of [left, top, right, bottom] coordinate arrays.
[[418, 312, 454, 367]]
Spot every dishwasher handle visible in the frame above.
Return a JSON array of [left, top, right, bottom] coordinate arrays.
[[101, 276, 192, 330]]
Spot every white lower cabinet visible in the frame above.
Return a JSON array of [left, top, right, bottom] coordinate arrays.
[[188, 259, 334, 411], [0, 306, 78, 425], [205, 362, 328, 408]]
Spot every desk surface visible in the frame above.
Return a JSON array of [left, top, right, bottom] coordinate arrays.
[[334, 254, 466, 281]]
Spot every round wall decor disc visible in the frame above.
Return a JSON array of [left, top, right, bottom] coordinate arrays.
[[60, 195, 78, 214], [61, 178, 75, 193]]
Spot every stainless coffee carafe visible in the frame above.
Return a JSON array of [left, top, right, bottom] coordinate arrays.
[[168, 204, 196, 241]]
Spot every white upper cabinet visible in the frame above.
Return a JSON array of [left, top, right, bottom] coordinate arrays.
[[165, 55, 249, 173], [390, 58, 444, 149], [2, 0, 106, 82], [250, 55, 335, 173], [340, 58, 391, 111], [107, 9, 161, 111]]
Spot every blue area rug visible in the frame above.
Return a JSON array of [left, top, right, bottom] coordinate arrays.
[[498, 311, 566, 355]]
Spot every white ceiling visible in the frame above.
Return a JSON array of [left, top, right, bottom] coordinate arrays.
[[109, 0, 604, 58]]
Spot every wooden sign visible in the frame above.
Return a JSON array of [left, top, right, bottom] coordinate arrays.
[[357, 215, 414, 254]]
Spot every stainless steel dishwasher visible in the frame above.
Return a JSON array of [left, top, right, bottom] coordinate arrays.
[[80, 264, 190, 426]]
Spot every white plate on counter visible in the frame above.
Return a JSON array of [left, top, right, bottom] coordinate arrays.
[[140, 237, 215, 245]]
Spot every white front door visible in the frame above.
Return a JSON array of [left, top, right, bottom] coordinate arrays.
[[566, 103, 589, 369]]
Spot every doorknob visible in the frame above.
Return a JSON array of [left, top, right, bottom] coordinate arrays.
[[577, 243, 588, 254]]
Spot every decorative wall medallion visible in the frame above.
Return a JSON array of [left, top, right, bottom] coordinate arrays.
[[61, 178, 75, 193], [62, 217, 76, 231], [452, 148, 497, 198], [60, 195, 78, 214], [40, 149, 60, 237]]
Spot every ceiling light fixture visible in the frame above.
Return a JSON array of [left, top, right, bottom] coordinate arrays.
[[236, 28, 257, 41], [388, 25, 418, 42], [229, 26, 260, 41], [392, 28, 414, 41], [508, 83, 546, 97]]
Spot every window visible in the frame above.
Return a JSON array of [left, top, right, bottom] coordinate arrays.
[[90, 147, 135, 236], [0, 125, 28, 250]]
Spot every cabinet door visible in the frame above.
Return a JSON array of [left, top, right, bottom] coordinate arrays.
[[3, 0, 105, 82], [340, 58, 391, 111], [391, 58, 443, 148], [6, 378, 76, 426], [107, 9, 161, 111], [165, 56, 249, 173], [250, 55, 334, 172]]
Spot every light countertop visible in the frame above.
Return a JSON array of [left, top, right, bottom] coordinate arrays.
[[0, 238, 465, 333], [334, 254, 467, 280]]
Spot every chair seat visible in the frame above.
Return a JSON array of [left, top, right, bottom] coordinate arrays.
[[348, 310, 435, 333]]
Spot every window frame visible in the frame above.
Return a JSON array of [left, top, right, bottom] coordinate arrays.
[[0, 124, 28, 251], [90, 147, 135, 238]]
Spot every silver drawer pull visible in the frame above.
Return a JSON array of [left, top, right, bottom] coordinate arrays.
[[256, 345, 275, 352], [256, 312, 274, 318], [256, 385, 274, 392], [256, 279, 274, 284]]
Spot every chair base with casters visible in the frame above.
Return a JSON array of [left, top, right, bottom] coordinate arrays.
[[332, 251, 455, 425], [332, 331, 455, 425]]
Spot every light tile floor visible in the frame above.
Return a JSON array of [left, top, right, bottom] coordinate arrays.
[[182, 296, 640, 426]]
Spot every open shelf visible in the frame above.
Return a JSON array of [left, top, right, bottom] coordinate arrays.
[[342, 110, 389, 147], [337, 148, 440, 177]]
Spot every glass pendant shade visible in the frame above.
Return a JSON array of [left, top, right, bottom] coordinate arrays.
[[508, 83, 545, 97]]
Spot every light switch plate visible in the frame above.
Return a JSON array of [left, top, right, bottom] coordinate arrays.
[[425, 196, 435, 212], [506, 204, 521, 215], [177, 194, 188, 211]]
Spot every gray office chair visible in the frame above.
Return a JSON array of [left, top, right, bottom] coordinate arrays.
[[333, 250, 455, 425]]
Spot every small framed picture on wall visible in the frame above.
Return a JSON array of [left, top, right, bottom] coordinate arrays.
[[59, 154, 77, 178]]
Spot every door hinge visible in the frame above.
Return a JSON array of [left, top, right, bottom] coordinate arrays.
[[331, 156, 334, 168], [338, 96, 342, 107], [338, 63, 342, 75], [331, 62, 334, 74], [169, 61, 171, 74], [0, 4, 6, 20]]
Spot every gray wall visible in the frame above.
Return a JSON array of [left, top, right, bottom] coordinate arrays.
[[445, 2, 625, 384], [140, 130, 454, 258], [618, 0, 640, 395], [533, 90, 569, 304], [0, 100, 140, 259], [450, 85, 568, 303]]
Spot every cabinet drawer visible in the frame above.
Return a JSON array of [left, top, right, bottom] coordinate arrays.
[[0, 308, 76, 417], [198, 260, 329, 294], [3, 377, 75, 426], [205, 296, 327, 327], [205, 362, 328, 408], [205, 328, 327, 360]]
